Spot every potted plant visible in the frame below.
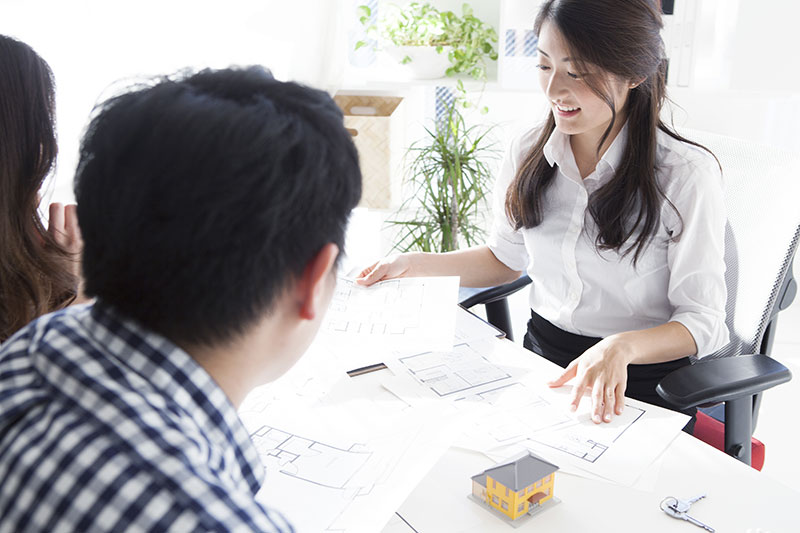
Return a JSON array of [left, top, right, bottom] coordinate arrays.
[[387, 100, 497, 252], [356, 2, 498, 81]]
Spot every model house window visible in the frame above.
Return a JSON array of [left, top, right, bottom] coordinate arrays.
[[492, 495, 499, 504], [505, 487, 509, 497], [501, 501, 509, 511], [518, 503, 525, 512]]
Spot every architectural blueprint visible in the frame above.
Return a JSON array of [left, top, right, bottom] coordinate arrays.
[[239, 382, 459, 533], [398, 342, 513, 398], [382, 337, 690, 486], [321, 276, 459, 357]]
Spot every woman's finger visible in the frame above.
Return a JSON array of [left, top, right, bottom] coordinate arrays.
[[547, 361, 577, 388], [48, 202, 66, 244], [590, 381, 606, 423], [601, 385, 616, 423], [355, 262, 379, 283], [356, 262, 386, 286], [614, 383, 626, 415], [62, 204, 82, 254]]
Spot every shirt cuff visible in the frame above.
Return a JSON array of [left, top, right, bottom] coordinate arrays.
[[486, 232, 528, 273]]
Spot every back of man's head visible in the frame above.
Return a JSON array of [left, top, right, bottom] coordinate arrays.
[[75, 67, 361, 346]]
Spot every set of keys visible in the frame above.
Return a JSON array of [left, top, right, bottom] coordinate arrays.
[[660, 494, 714, 532]]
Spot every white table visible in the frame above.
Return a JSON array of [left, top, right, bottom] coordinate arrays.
[[373, 337, 800, 532], [388, 434, 799, 532]]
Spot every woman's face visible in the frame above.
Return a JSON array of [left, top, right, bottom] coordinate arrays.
[[536, 21, 631, 143]]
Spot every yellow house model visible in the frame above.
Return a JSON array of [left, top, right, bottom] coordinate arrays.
[[471, 452, 559, 521]]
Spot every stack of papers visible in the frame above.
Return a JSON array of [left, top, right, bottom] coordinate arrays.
[[239, 275, 690, 531]]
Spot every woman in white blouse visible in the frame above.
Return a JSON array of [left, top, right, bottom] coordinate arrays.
[[358, 0, 728, 428]]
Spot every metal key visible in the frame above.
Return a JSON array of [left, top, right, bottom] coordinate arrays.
[[672, 494, 707, 513], [660, 497, 715, 532]]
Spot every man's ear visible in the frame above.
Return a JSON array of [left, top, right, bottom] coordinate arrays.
[[297, 243, 340, 321]]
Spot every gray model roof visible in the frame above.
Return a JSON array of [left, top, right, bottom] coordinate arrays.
[[475, 452, 558, 491]]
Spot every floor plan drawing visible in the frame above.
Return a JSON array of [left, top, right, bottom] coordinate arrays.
[[320, 276, 459, 354], [324, 278, 423, 337], [250, 425, 373, 492], [398, 343, 512, 398], [531, 404, 646, 464]]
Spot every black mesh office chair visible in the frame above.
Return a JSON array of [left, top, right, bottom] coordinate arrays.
[[460, 130, 797, 468]]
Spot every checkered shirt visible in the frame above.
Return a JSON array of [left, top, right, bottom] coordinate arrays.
[[0, 303, 293, 532]]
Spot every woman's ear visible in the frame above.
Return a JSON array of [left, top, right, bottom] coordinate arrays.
[[297, 243, 339, 321], [629, 77, 647, 89]]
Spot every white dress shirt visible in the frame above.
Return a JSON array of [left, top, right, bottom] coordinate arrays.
[[487, 124, 729, 358]]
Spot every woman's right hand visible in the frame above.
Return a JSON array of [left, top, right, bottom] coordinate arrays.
[[48, 202, 90, 304], [356, 253, 415, 286], [48, 203, 82, 275]]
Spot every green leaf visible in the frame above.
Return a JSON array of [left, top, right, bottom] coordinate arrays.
[[354, 40, 367, 51], [357, 5, 371, 18], [401, 55, 413, 64]]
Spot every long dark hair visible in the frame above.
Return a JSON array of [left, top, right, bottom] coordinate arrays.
[[506, 0, 718, 263], [0, 35, 77, 341]]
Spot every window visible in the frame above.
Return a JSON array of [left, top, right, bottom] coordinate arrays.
[[505, 487, 509, 497], [492, 495, 499, 505], [492, 479, 496, 489], [518, 503, 525, 512], [535, 479, 542, 488], [501, 501, 509, 511], [546, 474, 552, 483]]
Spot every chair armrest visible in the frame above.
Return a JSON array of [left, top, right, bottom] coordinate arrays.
[[459, 275, 532, 308], [656, 354, 792, 411]]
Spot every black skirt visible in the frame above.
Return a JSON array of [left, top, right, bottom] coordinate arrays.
[[523, 309, 697, 432]]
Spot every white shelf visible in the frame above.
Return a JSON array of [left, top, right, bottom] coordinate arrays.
[[340, 54, 500, 94]]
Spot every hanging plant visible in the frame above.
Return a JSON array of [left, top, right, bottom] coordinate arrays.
[[356, 2, 498, 81]]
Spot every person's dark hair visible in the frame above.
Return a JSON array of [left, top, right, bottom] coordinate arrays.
[[75, 67, 361, 346], [0, 35, 77, 342], [506, 0, 718, 263]]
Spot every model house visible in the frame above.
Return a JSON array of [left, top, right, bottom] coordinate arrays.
[[471, 452, 559, 521]]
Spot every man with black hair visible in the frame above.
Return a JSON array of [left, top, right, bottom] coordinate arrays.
[[0, 66, 361, 532]]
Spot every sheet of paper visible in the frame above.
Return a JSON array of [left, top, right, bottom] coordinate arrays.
[[471, 377, 689, 487], [381, 336, 689, 487], [239, 376, 462, 533], [320, 276, 460, 362], [381, 339, 531, 407], [454, 305, 505, 343]]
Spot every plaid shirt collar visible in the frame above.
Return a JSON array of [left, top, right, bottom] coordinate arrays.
[[84, 302, 265, 495]]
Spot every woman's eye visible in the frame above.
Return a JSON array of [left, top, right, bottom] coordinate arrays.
[[535, 64, 551, 71], [568, 71, 581, 79]]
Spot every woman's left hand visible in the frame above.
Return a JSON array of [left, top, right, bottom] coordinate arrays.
[[547, 335, 634, 424]]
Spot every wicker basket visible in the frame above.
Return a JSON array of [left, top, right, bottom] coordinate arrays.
[[334, 94, 404, 209]]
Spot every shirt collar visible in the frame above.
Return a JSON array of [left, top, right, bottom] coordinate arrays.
[[543, 121, 629, 182], [86, 302, 265, 494]]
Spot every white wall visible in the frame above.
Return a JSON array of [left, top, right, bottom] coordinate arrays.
[[2, 0, 797, 207], [1, 0, 348, 205]]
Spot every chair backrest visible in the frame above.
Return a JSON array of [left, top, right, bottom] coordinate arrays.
[[681, 129, 800, 359]]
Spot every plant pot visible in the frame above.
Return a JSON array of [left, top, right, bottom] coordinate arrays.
[[385, 45, 452, 80]]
